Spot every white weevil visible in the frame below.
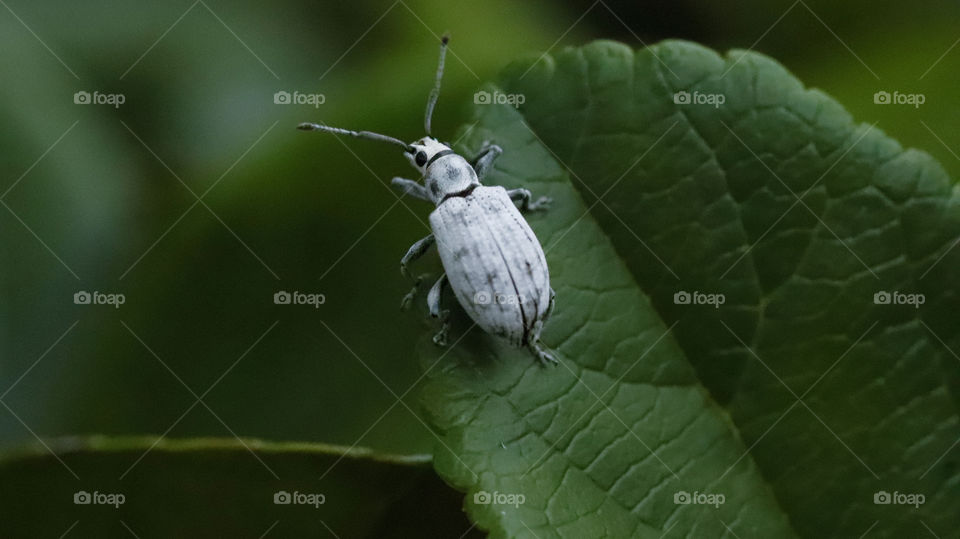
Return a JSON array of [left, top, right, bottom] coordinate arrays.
[[298, 36, 557, 365]]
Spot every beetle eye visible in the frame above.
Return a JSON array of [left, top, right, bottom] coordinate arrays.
[[415, 151, 427, 166]]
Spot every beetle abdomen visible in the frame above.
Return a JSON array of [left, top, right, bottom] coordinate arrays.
[[430, 186, 551, 347]]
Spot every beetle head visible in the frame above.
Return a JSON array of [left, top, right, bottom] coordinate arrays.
[[404, 137, 449, 173]]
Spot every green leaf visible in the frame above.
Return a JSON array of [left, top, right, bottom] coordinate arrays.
[[419, 40, 960, 538], [0, 436, 477, 537]]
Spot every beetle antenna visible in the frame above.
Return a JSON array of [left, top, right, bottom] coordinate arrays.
[[424, 33, 449, 135], [297, 122, 413, 151]]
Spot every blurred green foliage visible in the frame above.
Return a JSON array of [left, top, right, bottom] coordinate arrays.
[[0, 0, 570, 456], [0, 436, 476, 537]]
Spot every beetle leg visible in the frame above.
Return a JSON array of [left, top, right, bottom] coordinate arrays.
[[427, 273, 450, 346], [530, 344, 558, 366], [530, 343, 558, 366], [400, 234, 435, 310], [391, 177, 431, 201], [400, 234, 435, 280], [526, 320, 558, 365], [401, 273, 432, 311], [507, 188, 552, 212], [470, 141, 502, 180], [542, 287, 556, 322]]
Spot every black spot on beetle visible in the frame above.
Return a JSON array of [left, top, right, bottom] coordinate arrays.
[[415, 151, 427, 166], [430, 182, 441, 197]]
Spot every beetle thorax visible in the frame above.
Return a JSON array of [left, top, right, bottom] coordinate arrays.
[[405, 137, 479, 205]]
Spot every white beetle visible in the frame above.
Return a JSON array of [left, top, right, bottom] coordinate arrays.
[[298, 36, 557, 365]]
